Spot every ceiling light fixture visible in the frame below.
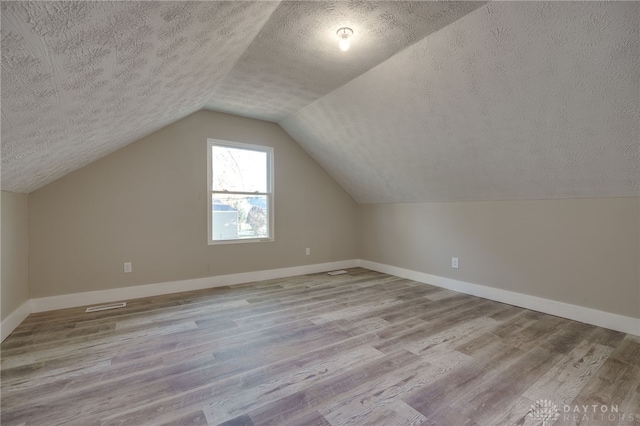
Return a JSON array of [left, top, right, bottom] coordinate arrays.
[[337, 27, 353, 51]]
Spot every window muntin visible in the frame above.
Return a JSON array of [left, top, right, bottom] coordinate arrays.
[[208, 140, 273, 244]]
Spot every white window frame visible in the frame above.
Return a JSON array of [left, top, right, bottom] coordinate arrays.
[[207, 139, 274, 245]]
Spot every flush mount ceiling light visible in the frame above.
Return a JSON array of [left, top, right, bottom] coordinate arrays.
[[336, 27, 354, 51]]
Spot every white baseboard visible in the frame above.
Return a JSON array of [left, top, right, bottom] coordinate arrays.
[[6, 258, 638, 341], [1, 300, 31, 342], [359, 260, 640, 336], [29, 259, 359, 313]]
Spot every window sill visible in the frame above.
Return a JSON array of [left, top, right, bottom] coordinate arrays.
[[208, 237, 274, 246]]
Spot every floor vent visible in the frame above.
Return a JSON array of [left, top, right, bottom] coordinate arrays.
[[328, 270, 349, 276], [85, 302, 127, 313]]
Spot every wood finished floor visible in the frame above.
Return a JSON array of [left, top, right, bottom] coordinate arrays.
[[1, 268, 639, 426]]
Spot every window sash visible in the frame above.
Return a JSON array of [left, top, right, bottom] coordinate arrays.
[[211, 190, 270, 196], [207, 139, 274, 245]]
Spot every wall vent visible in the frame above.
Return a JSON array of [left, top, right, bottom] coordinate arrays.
[[85, 302, 126, 313]]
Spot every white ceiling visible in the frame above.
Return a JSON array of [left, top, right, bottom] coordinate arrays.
[[282, 1, 640, 202], [1, 1, 280, 193], [1, 0, 482, 194], [203, 1, 482, 122], [2, 1, 638, 202]]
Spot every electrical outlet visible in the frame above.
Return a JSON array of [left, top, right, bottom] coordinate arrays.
[[306, 248, 311, 256], [451, 257, 459, 269], [124, 262, 132, 273]]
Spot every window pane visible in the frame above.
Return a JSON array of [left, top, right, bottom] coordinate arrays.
[[211, 193, 269, 241], [211, 146, 267, 193]]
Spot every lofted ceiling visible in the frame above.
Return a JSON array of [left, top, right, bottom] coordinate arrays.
[[282, 1, 640, 202], [1, 0, 482, 194], [2, 1, 638, 203], [203, 1, 483, 122]]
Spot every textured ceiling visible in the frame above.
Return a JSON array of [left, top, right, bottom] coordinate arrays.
[[1, 0, 482, 194], [1, 1, 280, 193], [282, 1, 640, 203], [2, 2, 638, 202], [203, 1, 483, 122]]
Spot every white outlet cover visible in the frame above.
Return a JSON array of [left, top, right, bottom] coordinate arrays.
[[451, 257, 459, 269]]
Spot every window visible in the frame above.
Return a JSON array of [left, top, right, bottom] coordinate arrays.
[[208, 139, 274, 244]]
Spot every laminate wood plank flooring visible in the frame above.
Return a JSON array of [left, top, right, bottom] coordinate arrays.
[[1, 268, 639, 426]]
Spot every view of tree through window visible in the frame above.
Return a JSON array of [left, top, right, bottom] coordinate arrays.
[[208, 141, 273, 243]]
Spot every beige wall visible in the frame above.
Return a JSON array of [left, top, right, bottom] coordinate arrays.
[[1, 191, 30, 320], [359, 197, 640, 319], [28, 111, 358, 298], [17, 109, 640, 321]]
